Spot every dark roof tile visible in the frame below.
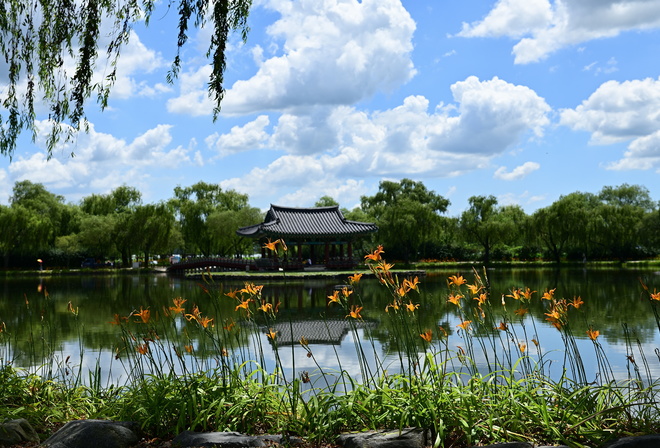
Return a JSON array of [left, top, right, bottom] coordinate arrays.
[[237, 205, 377, 239]]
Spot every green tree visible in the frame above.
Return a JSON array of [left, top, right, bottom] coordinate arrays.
[[80, 186, 142, 266], [9, 180, 69, 249], [207, 207, 263, 256], [532, 192, 599, 263], [314, 196, 339, 207], [590, 184, 655, 260], [361, 179, 450, 262], [598, 184, 655, 211], [128, 203, 175, 264], [0, 204, 51, 267], [0, 0, 252, 157], [171, 182, 250, 256], [459, 196, 526, 263]]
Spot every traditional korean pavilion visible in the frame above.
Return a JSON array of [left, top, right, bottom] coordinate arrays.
[[236, 205, 378, 270]]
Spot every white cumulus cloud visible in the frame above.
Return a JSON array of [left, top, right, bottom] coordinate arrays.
[[494, 162, 541, 180], [205, 115, 271, 157], [220, 76, 551, 205], [220, 0, 417, 114], [458, 0, 660, 63], [560, 77, 660, 172]]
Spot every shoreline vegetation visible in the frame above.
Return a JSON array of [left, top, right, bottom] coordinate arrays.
[[2, 257, 659, 280], [2, 248, 660, 447]]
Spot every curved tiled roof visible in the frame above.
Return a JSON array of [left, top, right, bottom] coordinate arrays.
[[237, 205, 378, 239]]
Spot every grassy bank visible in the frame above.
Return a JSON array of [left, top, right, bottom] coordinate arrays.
[[2, 246, 660, 447]]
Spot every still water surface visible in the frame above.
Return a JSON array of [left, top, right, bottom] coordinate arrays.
[[1, 267, 660, 385]]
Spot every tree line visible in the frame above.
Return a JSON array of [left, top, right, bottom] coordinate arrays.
[[1, 179, 658, 269]]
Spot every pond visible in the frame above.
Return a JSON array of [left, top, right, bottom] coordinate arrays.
[[1, 266, 660, 387]]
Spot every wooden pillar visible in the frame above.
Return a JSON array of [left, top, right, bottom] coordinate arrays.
[[324, 242, 330, 265], [297, 241, 302, 262], [348, 241, 353, 259]]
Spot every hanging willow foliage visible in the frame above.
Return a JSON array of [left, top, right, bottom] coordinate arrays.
[[0, 0, 252, 158]]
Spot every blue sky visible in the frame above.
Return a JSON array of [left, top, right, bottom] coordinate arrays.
[[2, 0, 660, 216]]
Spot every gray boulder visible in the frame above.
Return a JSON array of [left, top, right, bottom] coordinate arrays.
[[41, 420, 139, 448], [169, 430, 307, 447], [476, 443, 533, 448], [336, 428, 429, 448], [601, 434, 660, 448], [0, 419, 39, 446]]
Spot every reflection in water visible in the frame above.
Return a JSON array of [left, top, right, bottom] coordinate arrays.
[[1, 267, 660, 385]]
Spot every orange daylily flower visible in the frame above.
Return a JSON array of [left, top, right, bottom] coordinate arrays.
[[457, 320, 472, 331], [396, 285, 408, 298], [263, 238, 280, 251], [404, 276, 420, 291], [447, 293, 463, 307], [225, 289, 240, 300], [198, 316, 214, 328], [651, 289, 660, 301], [235, 299, 253, 313], [134, 307, 151, 324], [184, 344, 193, 353], [241, 283, 263, 296], [542, 288, 556, 301], [327, 290, 341, 304], [364, 245, 385, 261], [474, 293, 488, 306], [467, 284, 481, 295], [341, 287, 353, 298], [221, 348, 229, 357], [348, 273, 363, 284], [385, 300, 400, 313], [405, 300, 419, 312], [532, 338, 539, 347], [519, 342, 527, 353], [497, 321, 508, 331], [169, 297, 187, 314], [586, 328, 600, 341], [299, 336, 309, 346], [448, 274, 466, 286], [507, 288, 521, 300], [136, 343, 149, 355], [420, 329, 433, 343], [570, 296, 584, 309], [545, 309, 561, 322], [522, 287, 536, 300], [259, 303, 273, 313], [514, 307, 528, 317], [109, 314, 124, 326], [376, 262, 394, 272], [185, 305, 202, 322], [347, 305, 363, 319], [438, 325, 448, 338], [223, 319, 236, 331], [266, 328, 278, 340]]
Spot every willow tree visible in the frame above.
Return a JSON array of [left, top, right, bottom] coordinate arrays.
[[0, 0, 252, 157]]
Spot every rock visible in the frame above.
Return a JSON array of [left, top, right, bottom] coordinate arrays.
[[0, 419, 39, 446], [601, 434, 660, 448], [41, 420, 139, 448], [336, 428, 429, 448], [476, 443, 533, 448], [172, 431, 266, 447]]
